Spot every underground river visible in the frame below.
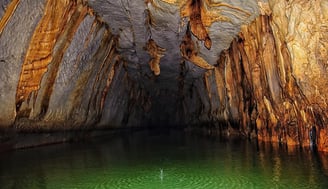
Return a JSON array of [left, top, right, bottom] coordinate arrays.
[[1, 129, 328, 189]]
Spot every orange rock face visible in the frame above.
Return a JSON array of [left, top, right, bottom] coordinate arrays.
[[180, 0, 211, 49], [203, 1, 328, 152], [0, 0, 21, 36], [0, 0, 125, 130], [15, 0, 84, 112], [144, 39, 166, 76], [180, 23, 214, 70]]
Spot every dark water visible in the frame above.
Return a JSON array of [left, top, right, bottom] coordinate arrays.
[[1, 129, 328, 189]]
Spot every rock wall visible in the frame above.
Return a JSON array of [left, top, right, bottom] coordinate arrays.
[[0, 0, 132, 130], [196, 0, 328, 151]]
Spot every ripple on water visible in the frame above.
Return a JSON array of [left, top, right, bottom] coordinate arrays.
[[89, 167, 263, 189], [2, 130, 328, 189]]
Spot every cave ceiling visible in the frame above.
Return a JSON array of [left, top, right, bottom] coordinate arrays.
[[88, 0, 259, 91]]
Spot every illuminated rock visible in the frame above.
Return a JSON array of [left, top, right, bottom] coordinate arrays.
[[0, 0, 327, 151], [201, 0, 328, 151], [144, 39, 166, 76], [180, 22, 214, 70]]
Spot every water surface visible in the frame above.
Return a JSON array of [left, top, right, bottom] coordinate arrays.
[[1, 129, 328, 189]]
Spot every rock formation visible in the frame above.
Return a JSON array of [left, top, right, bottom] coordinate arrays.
[[144, 38, 165, 76], [0, 0, 328, 151], [198, 0, 328, 151], [180, 22, 214, 70]]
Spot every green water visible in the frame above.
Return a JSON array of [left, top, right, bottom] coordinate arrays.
[[1, 129, 328, 189]]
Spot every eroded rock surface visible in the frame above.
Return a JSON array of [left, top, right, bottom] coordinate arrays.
[[197, 0, 328, 151]]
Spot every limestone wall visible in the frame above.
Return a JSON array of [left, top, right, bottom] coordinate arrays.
[[200, 0, 328, 151]]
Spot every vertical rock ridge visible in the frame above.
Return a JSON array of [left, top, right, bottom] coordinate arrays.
[[85, 30, 120, 124], [10, 0, 127, 130], [199, 1, 328, 151], [37, 1, 89, 119], [0, 0, 46, 128], [15, 0, 73, 113], [0, 0, 21, 36]]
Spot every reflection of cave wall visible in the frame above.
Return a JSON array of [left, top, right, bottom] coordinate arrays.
[[1, 0, 328, 151]]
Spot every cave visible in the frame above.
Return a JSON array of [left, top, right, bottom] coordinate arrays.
[[1, 0, 328, 188]]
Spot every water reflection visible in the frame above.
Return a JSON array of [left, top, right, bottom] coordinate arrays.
[[318, 152, 328, 176], [0, 129, 328, 189]]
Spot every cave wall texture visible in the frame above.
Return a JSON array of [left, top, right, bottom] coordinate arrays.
[[0, 0, 328, 151], [200, 0, 328, 151]]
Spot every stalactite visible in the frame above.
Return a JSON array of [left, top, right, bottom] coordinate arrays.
[[180, 0, 212, 49], [144, 9, 156, 37], [202, 1, 328, 151], [144, 39, 166, 76], [181, 0, 251, 49], [152, 0, 250, 49], [143, 4, 165, 76], [180, 23, 214, 69]]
